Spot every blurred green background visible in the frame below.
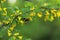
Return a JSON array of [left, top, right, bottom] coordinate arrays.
[[0, 0, 60, 40]]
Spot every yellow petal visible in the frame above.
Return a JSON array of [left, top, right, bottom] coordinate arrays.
[[16, 10, 19, 13], [17, 16, 21, 20], [30, 12, 36, 17], [19, 12, 22, 15], [3, 20, 10, 24], [44, 16, 49, 22], [19, 20, 24, 24], [57, 11, 60, 17], [18, 36, 23, 40], [8, 30, 11, 32], [8, 32, 12, 36], [29, 17, 32, 21], [3, 8, 7, 11], [46, 10, 50, 16], [14, 33, 19, 36], [9, 27, 14, 31], [37, 12, 42, 18], [8, 30, 12, 36], [11, 24, 16, 27], [49, 16, 54, 22]]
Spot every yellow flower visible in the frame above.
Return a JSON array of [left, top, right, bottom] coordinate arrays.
[[17, 16, 21, 20], [8, 32, 12, 36], [9, 27, 14, 31], [3, 8, 7, 13], [8, 18, 13, 21], [3, 8, 7, 11], [45, 10, 50, 16], [8, 30, 12, 36], [30, 12, 36, 17], [44, 16, 49, 22], [14, 32, 19, 36], [16, 10, 19, 13], [18, 36, 23, 40], [0, 7, 2, 11], [19, 20, 24, 24], [10, 24, 16, 31], [8, 30, 11, 32], [51, 9, 57, 13], [37, 12, 42, 18], [44, 11, 50, 21], [3, 20, 10, 24], [49, 16, 54, 22], [51, 9, 57, 17], [30, 6, 35, 10], [11, 24, 16, 27], [29, 17, 32, 21], [19, 12, 22, 15], [57, 10, 60, 18]]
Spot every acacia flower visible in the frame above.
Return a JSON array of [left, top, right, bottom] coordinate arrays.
[[29, 17, 32, 21], [44, 16, 49, 22], [16, 10, 20, 13], [18, 36, 23, 40], [17, 16, 21, 21], [3, 8, 7, 11], [14, 32, 19, 36], [57, 10, 60, 18], [45, 10, 50, 16], [30, 12, 36, 17], [3, 20, 10, 24], [51, 9, 57, 17], [37, 12, 42, 18], [19, 20, 24, 24], [9, 24, 16, 31], [49, 16, 54, 22], [8, 30, 12, 36], [19, 12, 22, 15]]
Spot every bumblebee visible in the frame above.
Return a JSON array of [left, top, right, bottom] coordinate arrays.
[[21, 18, 30, 22]]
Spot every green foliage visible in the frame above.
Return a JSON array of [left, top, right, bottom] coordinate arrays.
[[0, 0, 60, 40]]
